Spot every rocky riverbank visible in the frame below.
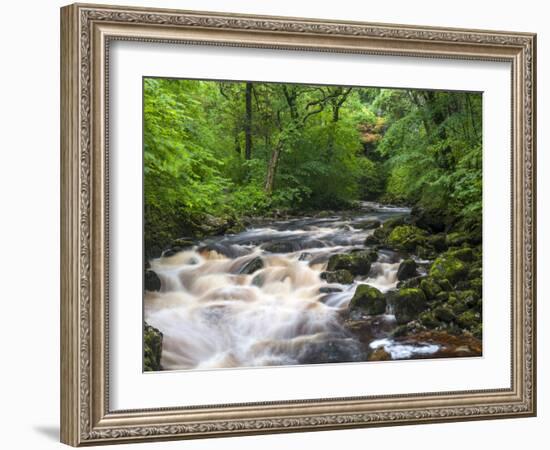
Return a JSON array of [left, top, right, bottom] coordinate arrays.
[[339, 209, 482, 359], [143, 202, 482, 370]]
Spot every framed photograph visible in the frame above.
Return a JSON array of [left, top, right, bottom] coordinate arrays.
[[60, 3, 537, 446]]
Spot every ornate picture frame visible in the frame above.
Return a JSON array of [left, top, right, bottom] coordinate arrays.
[[60, 3, 536, 446]]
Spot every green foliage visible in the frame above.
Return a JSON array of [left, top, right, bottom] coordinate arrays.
[[143, 77, 482, 254], [373, 89, 482, 228]]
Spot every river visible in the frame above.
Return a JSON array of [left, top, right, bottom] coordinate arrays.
[[144, 202, 444, 371]]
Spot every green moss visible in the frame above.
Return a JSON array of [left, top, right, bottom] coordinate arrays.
[[320, 270, 354, 284], [437, 278, 453, 292], [387, 225, 427, 252], [429, 254, 469, 285], [448, 247, 475, 262], [349, 284, 386, 315], [470, 278, 482, 297], [419, 310, 441, 328], [427, 233, 448, 252], [327, 251, 377, 275], [456, 289, 480, 307], [392, 288, 428, 324], [144, 323, 163, 371], [472, 323, 483, 339], [457, 310, 481, 329], [434, 305, 456, 323], [469, 267, 482, 279], [445, 232, 469, 248], [396, 259, 418, 281], [420, 277, 442, 300]]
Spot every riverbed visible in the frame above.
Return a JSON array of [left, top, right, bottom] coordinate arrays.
[[144, 202, 449, 370]]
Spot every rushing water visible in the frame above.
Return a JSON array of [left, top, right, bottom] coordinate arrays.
[[145, 202, 439, 371]]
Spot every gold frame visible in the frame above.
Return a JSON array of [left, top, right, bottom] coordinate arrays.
[[60, 3, 537, 446]]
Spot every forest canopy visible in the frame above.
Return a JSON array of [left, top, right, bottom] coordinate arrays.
[[143, 77, 482, 256]]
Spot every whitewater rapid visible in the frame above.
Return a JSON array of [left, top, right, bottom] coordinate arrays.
[[144, 202, 437, 371]]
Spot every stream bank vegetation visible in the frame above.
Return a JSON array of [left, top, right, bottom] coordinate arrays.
[[143, 77, 482, 371]]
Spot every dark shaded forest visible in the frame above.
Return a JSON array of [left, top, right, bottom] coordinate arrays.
[[143, 78, 481, 257]]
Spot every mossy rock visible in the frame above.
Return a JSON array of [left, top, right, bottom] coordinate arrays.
[[396, 259, 418, 281], [419, 310, 441, 328], [469, 267, 483, 279], [472, 323, 483, 339], [390, 320, 427, 337], [448, 247, 475, 262], [349, 284, 386, 315], [397, 276, 424, 289], [372, 227, 388, 242], [437, 278, 453, 292], [434, 305, 456, 323], [420, 277, 442, 300], [327, 250, 377, 275], [457, 310, 481, 329], [415, 246, 438, 260], [445, 232, 470, 248], [455, 280, 471, 291], [355, 219, 381, 230], [320, 269, 354, 284], [470, 278, 483, 297], [387, 225, 427, 252], [410, 206, 447, 233], [391, 288, 428, 325], [364, 234, 379, 246], [144, 323, 163, 371], [144, 269, 161, 292], [427, 233, 448, 252], [384, 216, 407, 229], [369, 217, 406, 244], [429, 254, 469, 285], [456, 290, 480, 308], [448, 297, 469, 315]]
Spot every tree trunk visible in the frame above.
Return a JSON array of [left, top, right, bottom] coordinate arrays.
[[244, 82, 253, 160], [264, 142, 283, 194]]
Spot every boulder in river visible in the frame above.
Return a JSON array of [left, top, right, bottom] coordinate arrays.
[[396, 258, 418, 281], [262, 241, 296, 253], [144, 323, 163, 371], [354, 219, 381, 230], [364, 234, 379, 246], [238, 256, 264, 275], [144, 269, 161, 292], [320, 269, 354, 284], [397, 275, 424, 289], [349, 284, 386, 316], [386, 225, 427, 253], [326, 250, 377, 275], [429, 253, 469, 285], [390, 288, 428, 325]]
